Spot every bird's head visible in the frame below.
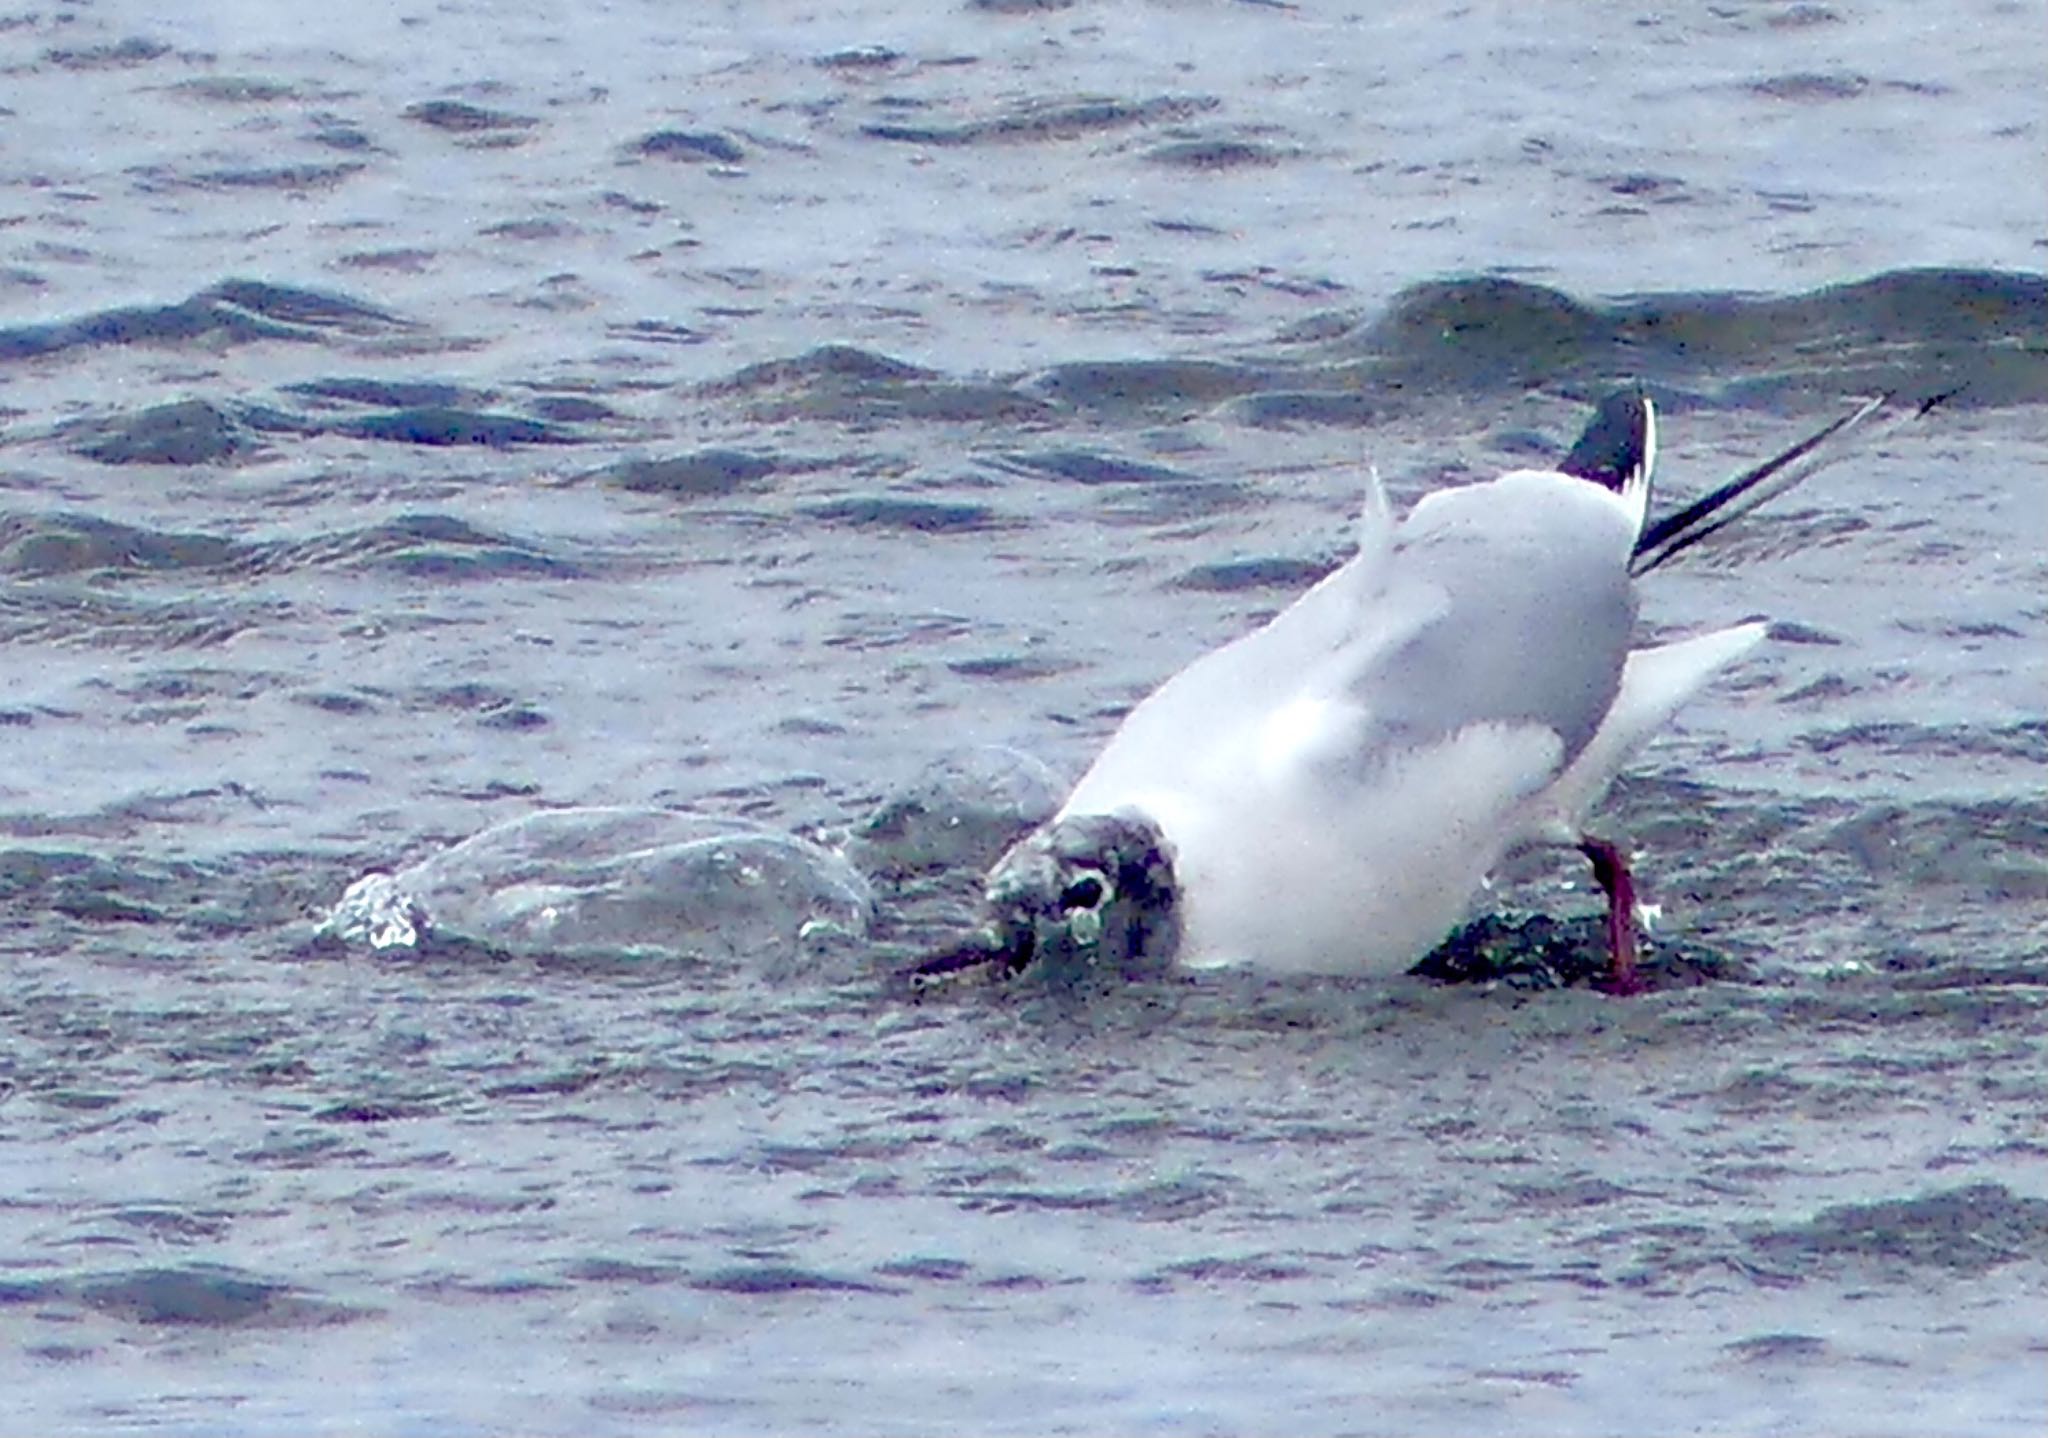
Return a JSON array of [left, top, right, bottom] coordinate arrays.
[[903, 810, 1180, 988]]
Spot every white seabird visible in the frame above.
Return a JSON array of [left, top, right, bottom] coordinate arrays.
[[913, 388, 1933, 994]]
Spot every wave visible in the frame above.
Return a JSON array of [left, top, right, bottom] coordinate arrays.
[[0, 280, 410, 361], [704, 268, 2045, 424], [0, 510, 576, 584]]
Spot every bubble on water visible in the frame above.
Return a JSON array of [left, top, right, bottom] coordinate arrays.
[[319, 808, 872, 965]]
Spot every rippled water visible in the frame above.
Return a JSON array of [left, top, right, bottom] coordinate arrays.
[[3, 1, 2045, 1433]]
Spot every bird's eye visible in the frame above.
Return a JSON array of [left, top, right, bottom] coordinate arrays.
[[1059, 874, 1106, 912]]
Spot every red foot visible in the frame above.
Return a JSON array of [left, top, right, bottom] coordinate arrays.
[[1578, 835, 1643, 996]]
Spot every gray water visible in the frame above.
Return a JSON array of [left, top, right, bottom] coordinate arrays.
[[3, 0, 2046, 1432]]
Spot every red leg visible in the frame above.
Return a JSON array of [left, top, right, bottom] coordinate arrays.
[[1578, 836, 1643, 996]]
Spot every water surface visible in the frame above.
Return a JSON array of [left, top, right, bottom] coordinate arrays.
[[2, 1, 2044, 1433]]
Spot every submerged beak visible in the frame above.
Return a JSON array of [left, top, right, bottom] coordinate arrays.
[[897, 917, 1037, 993]]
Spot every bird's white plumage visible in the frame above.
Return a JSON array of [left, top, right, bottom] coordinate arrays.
[[1055, 460, 1753, 975]]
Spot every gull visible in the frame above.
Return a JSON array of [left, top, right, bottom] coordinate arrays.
[[912, 389, 1934, 995]]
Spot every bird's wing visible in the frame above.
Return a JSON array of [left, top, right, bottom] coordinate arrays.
[[1061, 467, 1429, 817], [1629, 392, 1923, 575], [1067, 468, 1640, 824], [1315, 469, 1642, 782]]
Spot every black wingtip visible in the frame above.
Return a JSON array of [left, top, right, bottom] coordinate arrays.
[[1558, 385, 1654, 496], [1627, 388, 1941, 577]]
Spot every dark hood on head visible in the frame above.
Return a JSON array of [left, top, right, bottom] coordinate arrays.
[[899, 809, 1180, 990]]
